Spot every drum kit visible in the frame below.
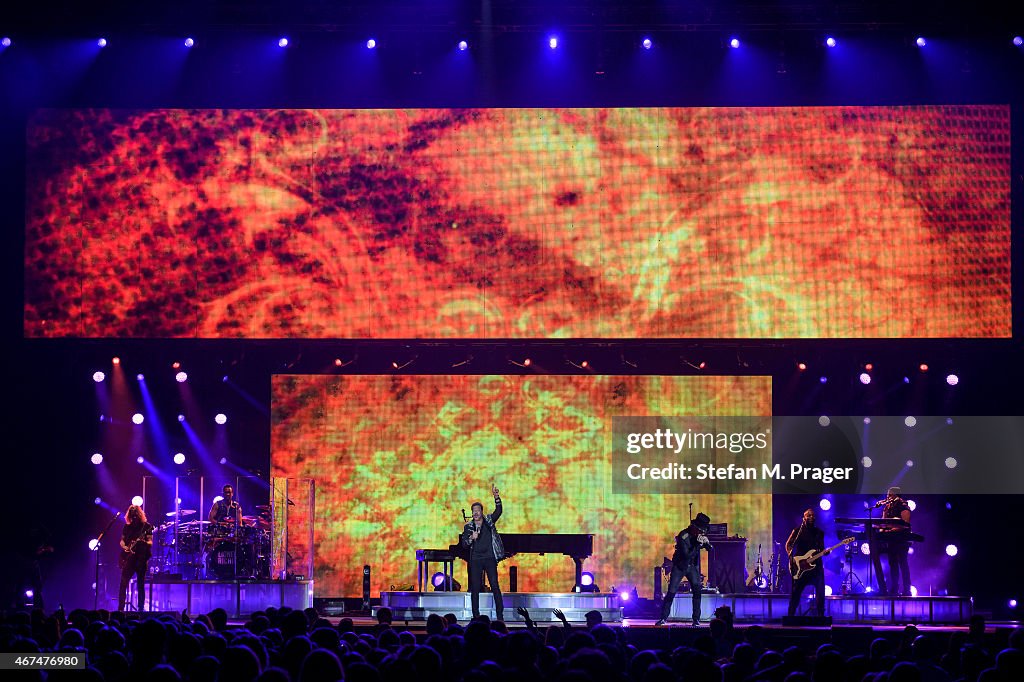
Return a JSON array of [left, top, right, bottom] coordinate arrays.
[[153, 505, 273, 579]]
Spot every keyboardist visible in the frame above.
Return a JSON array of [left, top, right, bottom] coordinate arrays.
[[872, 486, 912, 596]]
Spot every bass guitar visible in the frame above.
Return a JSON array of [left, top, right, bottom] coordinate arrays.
[[789, 537, 854, 580]]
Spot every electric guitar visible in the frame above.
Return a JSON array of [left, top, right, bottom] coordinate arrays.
[[789, 537, 854, 580], [118, 525, 153, 569], [751, 544, 768, 590]]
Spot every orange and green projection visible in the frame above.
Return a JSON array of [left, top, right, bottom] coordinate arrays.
[[25, 106, 1009, 338], [271, 374, 772, 597]]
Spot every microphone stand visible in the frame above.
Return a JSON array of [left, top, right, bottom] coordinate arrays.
[[94, 510, 122, 610], [866, 501, 875, 591]]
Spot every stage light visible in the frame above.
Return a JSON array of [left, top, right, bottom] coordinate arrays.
[[862, 456, 872, 468], [642, 37, 652, 50], [916, 37, 926, 47], [946, 374, 959, 386], [903, 376, 910, 384], [863, 417, 871, 425], [945, 457, 957, 469], [458, 40, 468, 51], [818, 416, 830, 427], [919, 363, 928, 372], [173, 453, 186, 465], [431, 572, 446, 588], [219, 457, 227, 465], [172, 361, 180, 369], [581, 360, 589, 368], [1010, 599, 1018, 608], [618, 588, 632, 601], [97, 38, 107, 48], [825, 585, 833, 596], [131, 495, 144, 506], [859, 373, 871, 385], [946, 418, 954, 425], [214, 413, 227, 424], [93, 371, 105, 382], [581, 572, 594, 587], [819, 376, 828, 384], [945, 502, 953, 510], [825, 37, 837, 48], [278, 37, 289, 48], [94, 497, 102, 505], [797, 362, 807, 371], [908, 547, 914, 555], [176, 371, 188, 383], [548, 36, 558, 50], [91, 453, 103, 465], [909, 585, 918, 596], [945, 544, 958, 557], [178, 414, 185, 422], [819, 498, 832, 511], [137, 373, 145, 381], [136, 456, 145, 464], [366, 38, 376, 50], [88, 539, 99, 551], [132, 413, 145, 425], [1015, 36, 1023, 47], [861, 543, 871, 555], [112, 357, 120, 364], [99, 415, 105, 422], [905, 416, 917, 427], [730, 38, 740, 49], [907, 499, 916, 511], [184, 37, 194, 48], [1, 37, 11, 48], [864, 363, 873, 372], [906, 459, 914, 467]]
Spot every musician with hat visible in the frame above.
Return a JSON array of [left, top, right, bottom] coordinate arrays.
[[656, 512, 713, 626]]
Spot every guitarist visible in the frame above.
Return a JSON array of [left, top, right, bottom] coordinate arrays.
[[117, 505, 154, 612], [786, 508, 828, 617]]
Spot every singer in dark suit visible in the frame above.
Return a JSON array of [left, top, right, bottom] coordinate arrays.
[[461, 484, 505, 621], [209, 484, 243, 523], [656, 512, 712, 626], [872, 486, 912, 596]]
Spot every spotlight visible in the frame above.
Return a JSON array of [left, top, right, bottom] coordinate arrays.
[[729, 38, 740, 49], [278, 37, 289, 48], [908, 547, 915, 555], [819, 498, 832, 511], [945, 544, 958, 557], [1, 37, 11, 48], [919, 363, 929, 372], [945, 457, 957, 469], [175, 371, 188, 383], [548, 36, 558, 50], [131, 495, 144, 506], [863, 417, 872, 424], [112, 357, 120, 365], [88, 539, 99, 551], [642, 37, 652, 50], [178, 414, 185, 422], [904, 416, 917, 427], [861, 543, 871, 555], [797, 362, 807, 371], [864, 363, 873, 371], [903, 376, 910, 384], [819, 376, 828, 384], [862, 456, 873, 468], [1010, 599, 1018, 608], [219, 457, 227, 465], [1015, 36, 1023, 47], [946, 374, 959, 386], [825, 36, 837, 48], [132, 413, 145, 425], [946, 417, 954, 425], [907, 499, 916, 511], [581, 572, 594, 587], [619, 589, 631, 601], [916, 37, 926, 47], [91, 453, 103, 465], [137, 373, 145, 381], [906, 459, 914, 467], [173, 453, 186, 465], [136, 456, 145, 464], [859, 373, 871, 385], [184, 37, 194, 48], [97, 38, 107, 48], [818, 416, 831, 427], [214, 413, 227, 424], [366, 38, 376, 50], [334, 358, 343, 366], [172, 362, 180, 369], [457, 40, 468, 51], [93, 371, 105, 382], [825, 585, 834, 596], [945, 502, 953, 510], [94, 497, 102, 505]]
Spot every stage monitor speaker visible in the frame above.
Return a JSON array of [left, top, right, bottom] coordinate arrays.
[[782, 615, 832, 627], [708, 539, 746, 593], [362, 565, 371, 610]]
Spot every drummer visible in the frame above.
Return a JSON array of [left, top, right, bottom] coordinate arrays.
[[209, 484, 242, 526]]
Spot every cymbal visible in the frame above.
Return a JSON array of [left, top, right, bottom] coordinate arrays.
[[254, 505, 271, 511], [165, 509, 197, 516], [241, 515, 257, 521]]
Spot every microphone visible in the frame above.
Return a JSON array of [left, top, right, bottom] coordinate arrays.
[[871, 498, 886, 509]]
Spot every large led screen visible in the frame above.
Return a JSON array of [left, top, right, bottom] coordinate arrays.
[[271, 374, 772, 597], [26, 106, 1009, 338]]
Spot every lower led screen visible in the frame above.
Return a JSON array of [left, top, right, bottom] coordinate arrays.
[[25, 106, 1010, 339], [271, 374, 772, 597]]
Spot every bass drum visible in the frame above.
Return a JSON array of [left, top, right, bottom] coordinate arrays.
[[205, 541, 252, 579]]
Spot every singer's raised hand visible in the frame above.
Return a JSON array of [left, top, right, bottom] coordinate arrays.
[[492, 483, 499, 497]]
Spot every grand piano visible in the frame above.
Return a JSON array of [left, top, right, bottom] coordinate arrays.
[[416, 533, 594, 592]]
